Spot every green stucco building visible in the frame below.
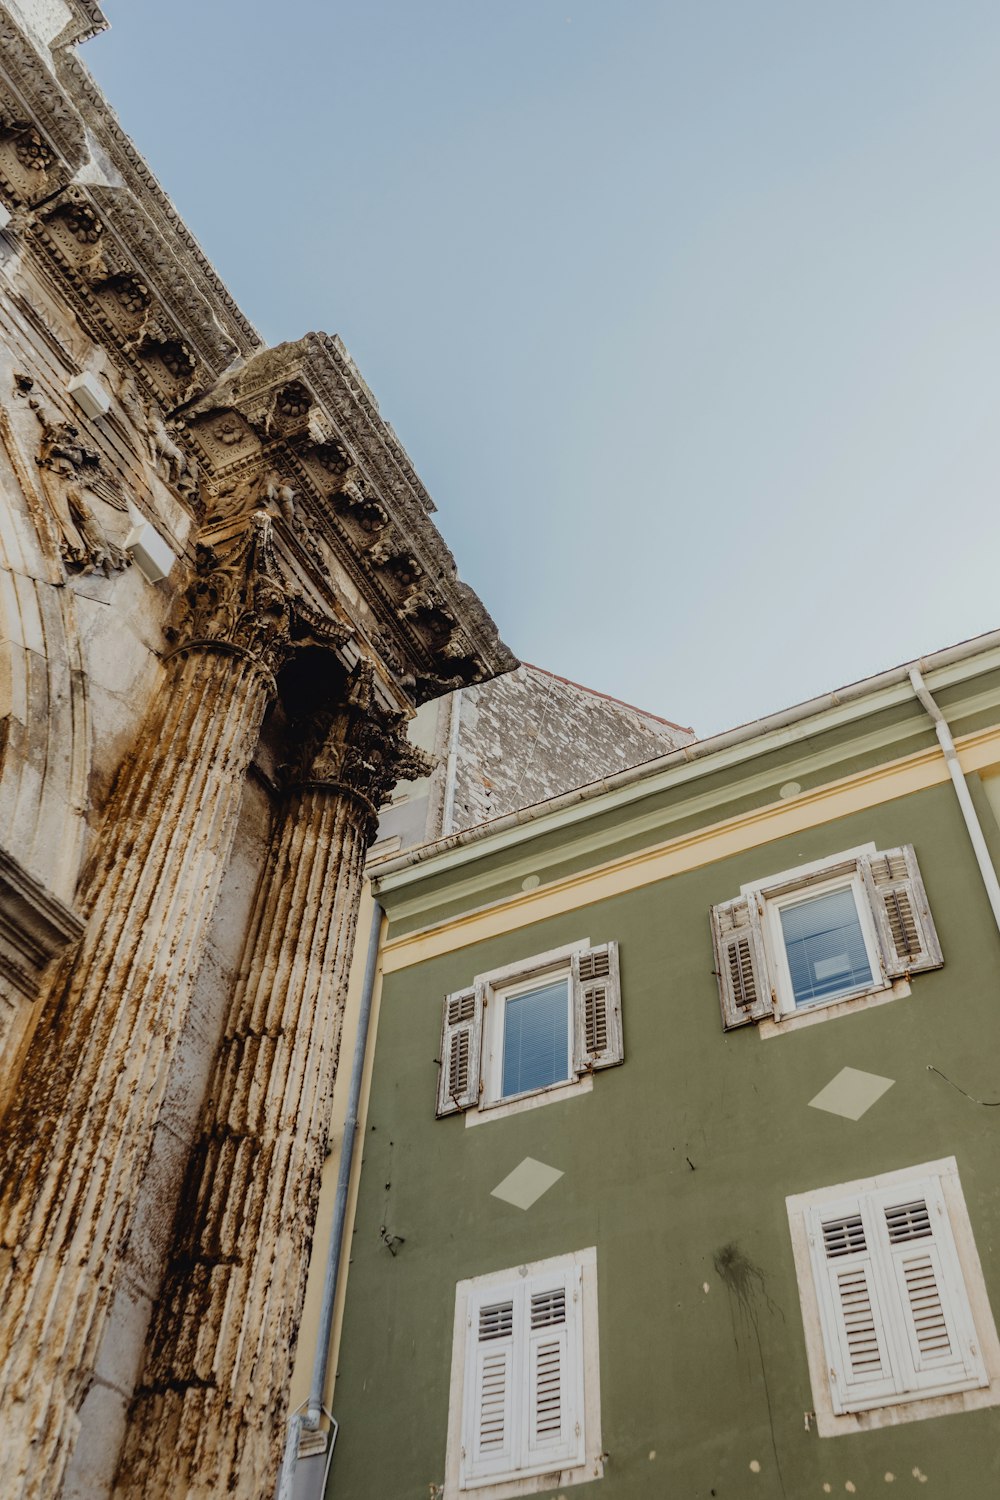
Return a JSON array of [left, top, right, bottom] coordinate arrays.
[[326, 632, 1000, 1499]]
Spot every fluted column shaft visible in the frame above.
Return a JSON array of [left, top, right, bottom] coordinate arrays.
[[0, 644, 275, 1497], [116, 783, 369, 1498]]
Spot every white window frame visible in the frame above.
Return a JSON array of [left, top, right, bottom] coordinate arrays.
[[744, 843, 899, 1029], [443, 1247, 603, 1500], [787, 1157, 1000, 1436], [761, 867, 889, 1018], [468, 940, 593, 1127], [482, 967, 575, 1111]]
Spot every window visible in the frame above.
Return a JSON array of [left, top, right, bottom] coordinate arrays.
[[787, 1159, 1000, 1435], [710, 843, 942, 1031], [436, 941, 623, 1120], [443, 1248, 603, 1498]]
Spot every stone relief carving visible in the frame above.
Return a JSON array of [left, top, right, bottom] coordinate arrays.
[[31, 404, 129, 575], [165, 511, 293, 676], [117, 376, 200, 504], [213, 467, 297, 522], [286, 659, 432, 832]]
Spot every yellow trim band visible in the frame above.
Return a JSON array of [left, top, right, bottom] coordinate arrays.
[[381, 726, 1000, 974]]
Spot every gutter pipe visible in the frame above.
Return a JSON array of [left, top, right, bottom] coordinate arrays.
[[908, 667, 1000, 939], [374, 629, 1000, 883], [274, 901, 381, 1495], [304, 898, 384, 1431]]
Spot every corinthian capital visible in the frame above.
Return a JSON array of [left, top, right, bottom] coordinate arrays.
[[287, 660, 433, 834], [166, 510, 293, 678]]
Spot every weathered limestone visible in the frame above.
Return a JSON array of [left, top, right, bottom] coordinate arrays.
[[0, 513, 292, 1498], [0, 9, 515, 1496], [114, 663, 428, 1498]]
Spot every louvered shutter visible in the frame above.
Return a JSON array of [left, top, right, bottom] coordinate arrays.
[[436, 981, 485, 1117], [710, 896, 772, 1029], [462, 1285, 520, 1484], [808, 1197, 899, 1413], [571, 941, 623, 1073], [859, 845, 943, 979], [873, 1178, 987, 1397], [523, 1269, 584, 1475]]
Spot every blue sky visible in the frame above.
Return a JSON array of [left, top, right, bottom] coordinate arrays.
[[88, 2, 1000, 734]]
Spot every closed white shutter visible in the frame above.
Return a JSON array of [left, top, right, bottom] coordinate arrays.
[[460, 1263, 587, 1487], [436, 981, 485, 1117], [859, 845, 943, 978], [462, 1285, 520, 1484], [873, 1178, 987, 1397], [808, 1197, 899, 1413], [809, 1178, 987, 1415], [710, 896, 772, 1029], [571, 942, 624, 1073], [522, 1269, 584, 1474]]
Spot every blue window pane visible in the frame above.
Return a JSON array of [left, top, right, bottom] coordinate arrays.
[[501, 981, 570, 1097], [780, 888, 873, 1007]]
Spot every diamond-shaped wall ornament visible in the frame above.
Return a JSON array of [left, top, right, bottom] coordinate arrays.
[[491, 1157, 564, 1211], [808, 1066, 894, 1121]]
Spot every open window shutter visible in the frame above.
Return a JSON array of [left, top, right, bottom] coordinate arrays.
[[874, 1179, 987, 1397], [807, 1197, 899, 1413], [710, 896, 772, 1029], [463, 1285, 520, 1484], [860, 845, 943, 978], [522, 1269, 584, 1474], [436, 980, 485, 1117], [571, 941, 623, 1073]]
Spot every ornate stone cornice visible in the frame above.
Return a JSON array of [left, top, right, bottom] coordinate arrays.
[[178, 335, 517, 702], [0, 843, 83, 1001], [0, 11, 516, 702]]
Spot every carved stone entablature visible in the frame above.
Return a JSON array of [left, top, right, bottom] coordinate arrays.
[[0, 10, 258, 411], [0, 844, 83, 1003], [284, 659, 433, 835], [177, 334, 516, 705]]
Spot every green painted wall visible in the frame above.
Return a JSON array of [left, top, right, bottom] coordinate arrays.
[[329, 782, 1000, 1499]]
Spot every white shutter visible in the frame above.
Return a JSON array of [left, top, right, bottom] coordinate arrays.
[[462, 1284, 520, 1484], [571, 941, 623, 1073], [860, 845, 943, 978], [874, 1178, 987, 1397], [523, 1268, 584, 1475], [710, 896, 772, 1029], [808, 1196, 899, 1413], [436, 981, 485, 1117]]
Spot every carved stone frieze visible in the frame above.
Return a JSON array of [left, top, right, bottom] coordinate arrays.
[[31, 400, 130, 575], [0, 13, 89, 178]]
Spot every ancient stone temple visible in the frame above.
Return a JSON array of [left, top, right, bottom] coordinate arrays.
[[0, 5, 514, 1497]]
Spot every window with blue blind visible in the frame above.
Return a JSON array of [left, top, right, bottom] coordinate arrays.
[[779, 887, 874, 1006], [500, 979, 571, 1097]]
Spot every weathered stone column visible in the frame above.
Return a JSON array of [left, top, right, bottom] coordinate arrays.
[[113, 660, 427, 1499], [0, 513, 292, 1500]]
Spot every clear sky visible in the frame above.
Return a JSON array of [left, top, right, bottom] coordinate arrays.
[[87, 2, 1000, 735]]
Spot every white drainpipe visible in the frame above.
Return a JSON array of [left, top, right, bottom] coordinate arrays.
[[909, 666, 1000, 937]]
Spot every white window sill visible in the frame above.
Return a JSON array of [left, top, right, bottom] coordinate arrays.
[[449, 1456, 605, 1499], [465, 1072, 592, 1127], [758, 978, 910, 1039]]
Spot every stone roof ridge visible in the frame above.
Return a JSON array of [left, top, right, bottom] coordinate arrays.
[[520, 662, 694, 740]]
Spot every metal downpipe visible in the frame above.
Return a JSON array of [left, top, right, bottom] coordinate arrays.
[[909, 666, 1000, 938]]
